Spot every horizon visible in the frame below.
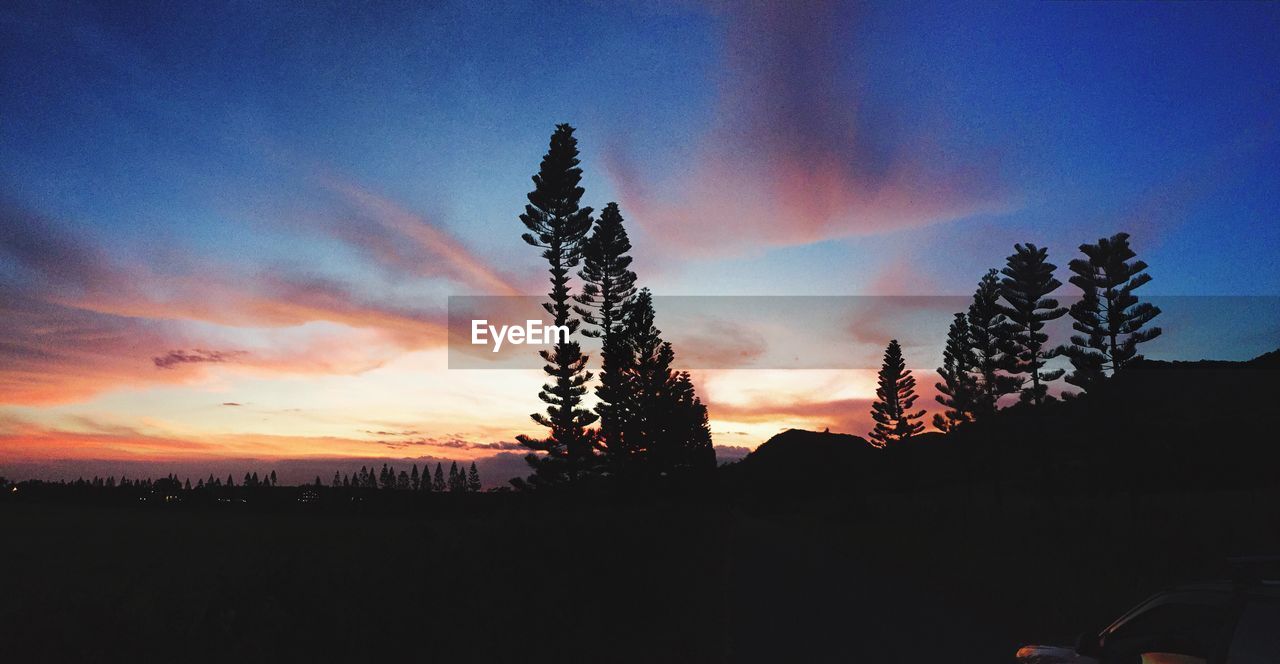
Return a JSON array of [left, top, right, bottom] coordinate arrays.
[[3, 1, 1279, 484]]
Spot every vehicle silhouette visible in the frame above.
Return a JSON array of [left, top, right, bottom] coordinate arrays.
[[1017, 557, 1280, 664]]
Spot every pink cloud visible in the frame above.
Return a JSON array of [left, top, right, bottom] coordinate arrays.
[[0, 203, 454, 404], [607, 0, 1009, 257], [0, 289, 417, 405], [322, 178, 525, 296]]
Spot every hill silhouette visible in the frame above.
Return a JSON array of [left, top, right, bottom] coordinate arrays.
[[726, 348, 1279, 496]]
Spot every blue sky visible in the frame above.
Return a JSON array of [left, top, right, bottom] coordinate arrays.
[[2, 0, 1277, 479]]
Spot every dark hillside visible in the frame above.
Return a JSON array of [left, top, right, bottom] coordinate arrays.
[[728, 349, 1279, 496]]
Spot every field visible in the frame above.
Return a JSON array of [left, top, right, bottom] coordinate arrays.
[[5, 485, 1278, 663]]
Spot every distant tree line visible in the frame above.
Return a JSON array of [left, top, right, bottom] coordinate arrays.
[[330, 461, 482, 493], [4, 462, 483, 495], [515, 124, 715, 488], [868, 232, 1163, 443]]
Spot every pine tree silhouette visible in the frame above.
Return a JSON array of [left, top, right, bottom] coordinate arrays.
[[967, 269, 1023, 416], [614, 289, 663, 469], [997, 244, 1068, 405], [467, 462, 482, 492], [669, 371, 716, 473], [934, 312, 980, 432], [868, 340, 926, 446], [516, 124, 598, 484], [574, 201, 638, 461], [410, 464, 420, 491], [332, 471, 341, 488], [448, 462, 467, 492], [573, 289, 714, 477], [1060, 232, 1163, 393], [432, 463, 446, 492]]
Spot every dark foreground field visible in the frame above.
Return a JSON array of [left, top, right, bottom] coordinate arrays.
[[4, 485, 1279, 663]]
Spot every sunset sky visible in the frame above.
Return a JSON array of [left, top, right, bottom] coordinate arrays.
[[3, 1, 1278, 484]]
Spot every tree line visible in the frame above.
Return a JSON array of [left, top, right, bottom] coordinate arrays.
[[868, 233, 1163, 443], [514, 124, 715, 487], [5, 461, 484, 494], [330, 461, 481, 492]]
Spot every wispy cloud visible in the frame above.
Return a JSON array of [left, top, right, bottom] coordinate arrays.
[[322, 177, 524, 296], [607, 1, 1010, 257], [153, 349, 248, 369], [0, 199, 452, 403]]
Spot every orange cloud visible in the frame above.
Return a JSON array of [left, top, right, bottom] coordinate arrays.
[[0, 290, 418, 405], [0, 200, 457, 403], [0, 415, 524, 466]]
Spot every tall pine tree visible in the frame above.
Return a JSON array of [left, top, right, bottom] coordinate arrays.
[[1059, 232, 1162, 393], [868, 340, 926, 446], [967, 269, 1022, 415], [997, 244, 1068, 405], [516, 124, 598, 483], [934, 312, 980, 432], [467, 462, 482, 492], [574, 202, 638, 460]]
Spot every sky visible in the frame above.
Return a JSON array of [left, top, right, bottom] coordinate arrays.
[[2, 1, 1279, 485]]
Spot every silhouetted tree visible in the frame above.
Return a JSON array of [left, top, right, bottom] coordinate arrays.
[[447, 462, 465, 492], [467, 462, 482, 492], [668, 371, 716, 473], [1060, 232, 1163, 393], [612, 289, 662, 469], [410, 464, 420, 491], [432, 463, 446, 492], [869, 340, 926, 446], [575, 201, 638, 459], [934, 313, 980, 432], [967, 269, 1022, 415], [226, 474, 235, 488], [269, 470, 277, 486], [616, 290, 716, 475], [998, 244, 1068, 405], [517, 124, 598, 484], [332, 472, 341, 487]]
